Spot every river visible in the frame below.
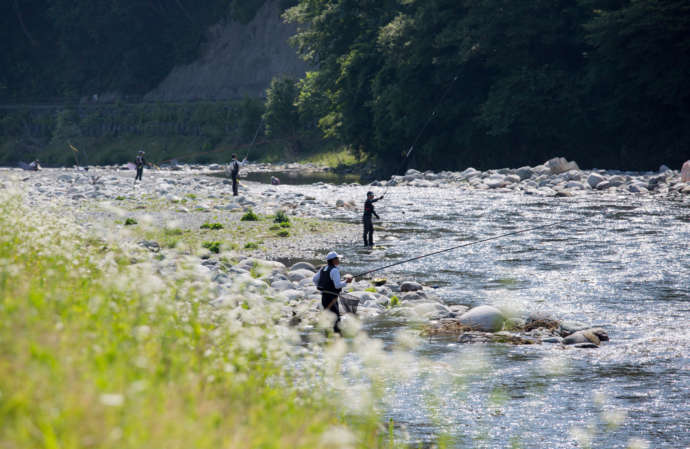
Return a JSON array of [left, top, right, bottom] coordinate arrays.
[[272, 179, 689, 448]]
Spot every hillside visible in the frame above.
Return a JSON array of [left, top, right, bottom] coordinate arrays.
[[146, 0, 308, 100]]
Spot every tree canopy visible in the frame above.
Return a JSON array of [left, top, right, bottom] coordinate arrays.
[[283, 0, 690, 170]]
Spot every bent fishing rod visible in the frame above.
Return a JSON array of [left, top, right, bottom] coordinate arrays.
[[351, 218, 575, 279]]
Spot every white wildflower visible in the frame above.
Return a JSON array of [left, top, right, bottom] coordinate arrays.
[[569, 425, 594, 448], [602, 408, 627, 429], [319, 426, 357, 449], [99, 393, 124, 407]]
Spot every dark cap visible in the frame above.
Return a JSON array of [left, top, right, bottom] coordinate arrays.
[[366, 191, 374, 196]]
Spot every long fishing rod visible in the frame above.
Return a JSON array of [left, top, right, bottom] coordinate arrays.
[[244, 115, 265, 162], [378, 74, 460, 198], [352, 218, 575, 279]]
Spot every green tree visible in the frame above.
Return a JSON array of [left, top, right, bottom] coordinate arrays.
[[263, 77, 301, 150]]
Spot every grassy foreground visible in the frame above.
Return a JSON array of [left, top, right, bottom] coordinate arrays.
[[0, 195, 386, 449]]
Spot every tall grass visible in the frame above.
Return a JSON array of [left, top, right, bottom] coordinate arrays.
[[0, 194, 386, 448]]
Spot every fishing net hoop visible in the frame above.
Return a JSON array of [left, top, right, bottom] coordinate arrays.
[[338, 293, 359, 314]]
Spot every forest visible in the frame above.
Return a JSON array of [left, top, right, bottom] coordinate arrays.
[[2, 0, 689, 171], [272, 0, 690, 170]]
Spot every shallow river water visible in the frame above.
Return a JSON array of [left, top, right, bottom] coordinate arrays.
[[282, 182, 689, 448]]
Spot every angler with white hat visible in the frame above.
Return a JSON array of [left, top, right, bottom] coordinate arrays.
[[312, 251, 352, 334]]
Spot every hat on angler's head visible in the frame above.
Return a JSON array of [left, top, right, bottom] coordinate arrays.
[[325, 251, 341, 261], [366, 191, 374, 196], [138, 150, 145, 154]]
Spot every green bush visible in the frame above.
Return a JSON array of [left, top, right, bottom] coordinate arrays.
[[240, 209, 259, 221], [202, 241, 221, 253], [280, 221, 291, 228], [273, 210, 290, 223], [389, 295, 400, 307], [124, 218, 137, 225], [115, 196, 125, 201], [200, 222, 224, 230], [276, 230, 289, 237], [269, 225, 280, 231], [244, 242, 259, 249]]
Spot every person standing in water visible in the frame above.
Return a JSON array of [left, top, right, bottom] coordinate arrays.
[[134, 151, 146, 182], [313, 251, 352, 334], [363, 191, 384, 246], [229, 153, 246, 196]]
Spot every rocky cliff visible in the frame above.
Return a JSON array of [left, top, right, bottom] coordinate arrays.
[[145, 0, 307, 101]]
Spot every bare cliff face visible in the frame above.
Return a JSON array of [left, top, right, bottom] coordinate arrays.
[[145, 0, 307, 101]]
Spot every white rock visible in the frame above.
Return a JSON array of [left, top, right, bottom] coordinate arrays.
[[400, 281, 423, 292], [286, 269, 313, 282], [546, 157, 579, 174], [457, 305, 506, 332], [595, 181, 611, 190], [628, 184, 648, 193], [504, 174, 521, 184], [270, 280, 294, 291], [484, 174, 506, 189], [608, 176, 625, 187], [290, 262, 316, 272], [516, 166, 534, 180], [587, 173, 605, 188]]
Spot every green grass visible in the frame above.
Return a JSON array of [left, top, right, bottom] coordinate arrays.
[[124, 217, 137, 225], [200, 222, 224, 230], [298, 146, 363, 168], [276, 230, 290, 237], [273, 210, 289, 224], [240, 209, 259, 221], [244, 242, 259, 250], [202, 240, 221, 253], [0, 197, 392, 449], [132, 213, 343, 257]]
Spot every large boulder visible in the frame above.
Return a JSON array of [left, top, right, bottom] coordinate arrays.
[[563, 328, 608, 346], [287, 269, 315, 282], [587, 173, 605, 189], [516, 166, 534, 180], [457, 305, 506, 332], [546, 157, 580, 175], [681, 160, 690, 182], [400, 281, 423, 292], [289, 262, 316, 272], [484, 174, 506, 189]]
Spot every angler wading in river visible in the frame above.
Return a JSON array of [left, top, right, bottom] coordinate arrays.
[[363, 191, 384, 246], [313, 251, 352, 334], [229, 153, 246, 196]]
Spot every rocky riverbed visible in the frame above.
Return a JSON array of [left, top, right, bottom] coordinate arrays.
[[2, 159, 688, 448], [1, 160, 650, 347], [374, 156, 690, 198]]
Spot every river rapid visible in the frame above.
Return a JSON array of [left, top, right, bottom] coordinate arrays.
[[277, 181, 689, 448]]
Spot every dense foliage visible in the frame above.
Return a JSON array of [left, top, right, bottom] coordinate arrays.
[[283, 0, 690, 171]]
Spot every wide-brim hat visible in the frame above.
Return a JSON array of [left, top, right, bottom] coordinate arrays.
[[326, 251, 342, 261]]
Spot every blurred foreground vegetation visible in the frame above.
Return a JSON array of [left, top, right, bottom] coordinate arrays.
[[0, 195, 390, 448]]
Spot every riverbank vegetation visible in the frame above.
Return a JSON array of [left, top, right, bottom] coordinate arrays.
[[0, 194, 395, 449]]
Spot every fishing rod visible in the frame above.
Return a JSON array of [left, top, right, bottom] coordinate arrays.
[[244, 115, 265, 162], [377, 74, 460, 198], [351, 218, 575, 279]]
